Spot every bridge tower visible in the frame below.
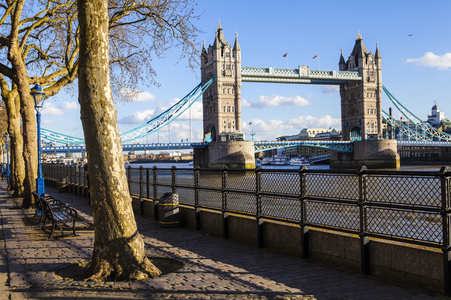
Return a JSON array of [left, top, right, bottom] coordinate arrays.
[[195, 21, 255, 169], [201, 21, 242, 142], [339, 32, 382, 141], [333, 33, 399, 169]]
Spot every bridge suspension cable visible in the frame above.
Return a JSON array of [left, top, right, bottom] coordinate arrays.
[[382, 85, 451, 141], [41, 128, 86, 145], [120, 77, 214, 143], [40, 78, 214, 145], [382, 111, 430, 141]]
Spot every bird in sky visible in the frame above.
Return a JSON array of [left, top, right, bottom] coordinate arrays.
[[408, 34, 413, 36]]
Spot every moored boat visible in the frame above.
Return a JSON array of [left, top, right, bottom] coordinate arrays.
[[290, 157, 310, 166], [262, 155, 290, 165]]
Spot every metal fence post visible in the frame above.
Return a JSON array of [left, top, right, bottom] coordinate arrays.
[[78, 165, 82, 195], [300, 165, 309, 259], [146, 168, 150, 199], [139, 166, 144, 199], [139, 166, 144, 215], [171, 166, 177, 194], [68, 165, 73, 192], [152, 166, 157, 200], [222, 166, 229, 238], [359, 165, 370, 275], [440, 166, 451, 296], [56, 164, 59, 187], [256, 166, 264, 248], [83, 164, 87, 197], [153, 166, 158, 219], [194, 166, 201, 230], [126, 166, 132, 196]]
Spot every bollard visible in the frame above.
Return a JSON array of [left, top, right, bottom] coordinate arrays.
[[158, 192, 179, 228], [58, 176, 68, 193]]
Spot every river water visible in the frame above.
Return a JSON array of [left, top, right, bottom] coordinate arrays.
[[127, 162, 447, 172], [124, 161, 446, 244]]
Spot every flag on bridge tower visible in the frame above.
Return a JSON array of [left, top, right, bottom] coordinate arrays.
[[283, 53, 288, 68], [313, 54, 320, 70]]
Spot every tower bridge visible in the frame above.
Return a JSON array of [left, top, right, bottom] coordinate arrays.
[[196, 22, 398, 169], [38, 23, 451, 168]]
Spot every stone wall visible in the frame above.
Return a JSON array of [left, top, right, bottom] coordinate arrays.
[[331, 139, 400, 169]]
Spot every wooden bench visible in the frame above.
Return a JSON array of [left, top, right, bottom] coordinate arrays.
[[32, 192, 66, 224], [33, 192, 78, 239]]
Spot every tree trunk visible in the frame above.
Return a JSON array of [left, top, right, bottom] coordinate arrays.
[[8, 0, 37, 208], [77, 0, 161, 281], [3, 91, 25, 197]]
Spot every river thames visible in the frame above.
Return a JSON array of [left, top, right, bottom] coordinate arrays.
[[127, 162, 447, 172]]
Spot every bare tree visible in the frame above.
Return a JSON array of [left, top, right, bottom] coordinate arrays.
[[0, 0, 200, 205], [77, 0, 161, 280]]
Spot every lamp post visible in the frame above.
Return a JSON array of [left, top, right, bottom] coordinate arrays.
[[31, 84, 46, 196], [5, 132, 9, 184], [1, 142, 4, 175]]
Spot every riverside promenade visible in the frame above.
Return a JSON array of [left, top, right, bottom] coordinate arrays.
[[0, 180, 446, 299]]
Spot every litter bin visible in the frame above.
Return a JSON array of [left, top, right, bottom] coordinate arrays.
[[58, 177, 68, 193], [158, 192, 179, 228]]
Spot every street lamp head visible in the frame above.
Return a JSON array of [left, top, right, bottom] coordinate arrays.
[[31, 84, 46, 111]]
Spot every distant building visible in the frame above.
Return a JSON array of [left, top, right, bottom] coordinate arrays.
[[441, 119, 451, 135], [276, 127, 341, 158], [427, 103, 445, 127], [278, 128, 341, 141]]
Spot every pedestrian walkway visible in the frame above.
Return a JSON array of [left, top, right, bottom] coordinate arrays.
[[0, 180, 447, 299]]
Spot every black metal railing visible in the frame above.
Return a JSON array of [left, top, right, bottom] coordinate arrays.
[[42, 163, 451, 294], [43, 163, 451, 249]]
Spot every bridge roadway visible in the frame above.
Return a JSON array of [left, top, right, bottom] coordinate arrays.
[[241, 66, 362, 85], [41, 140, 451, 154]]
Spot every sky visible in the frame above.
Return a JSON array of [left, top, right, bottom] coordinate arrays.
[[40, 0, 451, 144]]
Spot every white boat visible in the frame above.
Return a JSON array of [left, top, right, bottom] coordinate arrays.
[[290, 157, 310, 166], [262, 155, 290, 165]]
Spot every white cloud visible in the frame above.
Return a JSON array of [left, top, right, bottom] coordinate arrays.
[[242, 119, 295, 140], [120, 88, 156, 102], [406, 52, 451, 70], [241, 99, 251, 108], [41, 119, 54, 125], [244, 94, 310, 108], [135, 91, 156, 102], [42, 103, 64, 115], [178, 102, 203, 120], [119, 109, 155, 124], [62, 101, 79, 110], [42, 101, 78, 116], [287, 115, 341, 129], [321, 85, 339, 94]]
